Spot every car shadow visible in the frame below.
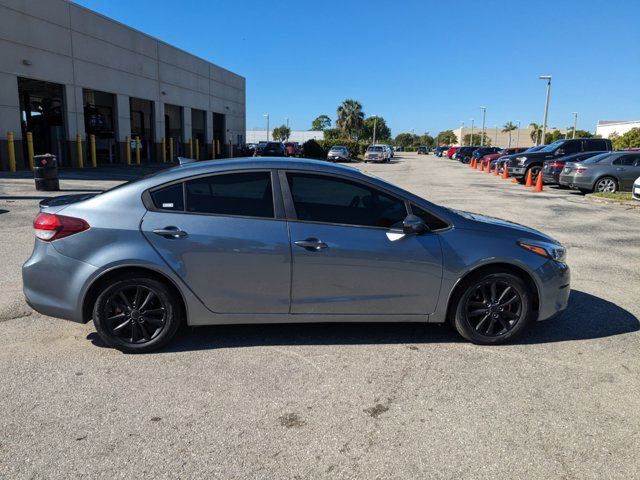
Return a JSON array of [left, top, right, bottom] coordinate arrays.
[[0, 209, 8, 215], [86, 289, 638, 353]]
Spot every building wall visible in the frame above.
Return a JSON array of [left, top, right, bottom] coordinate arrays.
[[596, 121, 640, 139], [0, 0, 245, 169], [246, 130, 325, 144], [451, 127, 567, 148]]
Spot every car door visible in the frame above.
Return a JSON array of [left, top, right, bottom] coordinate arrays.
[[141, 170, 291, 314], [282, 171, 443, 315], [614, 155, 640, 190]]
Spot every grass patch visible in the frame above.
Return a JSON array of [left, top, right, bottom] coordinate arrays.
[[592, 192, 633, 200]]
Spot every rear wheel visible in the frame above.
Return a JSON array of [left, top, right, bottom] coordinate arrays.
[[594, 176, 618, 193], [452, 271, 531, 345], [93, 276, 182, 353]]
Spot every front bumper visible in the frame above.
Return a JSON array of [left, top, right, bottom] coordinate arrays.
[[22, 241, 98, 323], [536, 260, 571, 321], [507, 166, 526, 179]]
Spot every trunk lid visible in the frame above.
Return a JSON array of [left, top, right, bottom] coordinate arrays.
[[38, 193, 98, 213]]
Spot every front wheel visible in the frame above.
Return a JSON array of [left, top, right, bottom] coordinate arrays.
[[93, 275, 183, 353], [452, 271, 531, 345], [594, 176, 618, 193]]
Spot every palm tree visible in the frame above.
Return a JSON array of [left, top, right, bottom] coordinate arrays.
[[336, 99, 365, 140], [529, 122, 542, 145], [502, 121, 517, 147]]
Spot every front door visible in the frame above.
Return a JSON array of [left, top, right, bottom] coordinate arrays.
[[141, 171, 290, 314], [283, 172, 442, 315]]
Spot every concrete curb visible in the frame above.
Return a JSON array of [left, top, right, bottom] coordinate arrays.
[[586, 194, 640, 208]]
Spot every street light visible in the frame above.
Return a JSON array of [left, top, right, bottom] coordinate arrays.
[[372, 116, 378, 144], [572, 112, 578, 139], [264, 113, 269, 141], [539, 75, 552, 145], [470, 118, 474, 146], [480, 106, 487, 146], [516, 120, 521, 148], [460, 121, 464, 146]]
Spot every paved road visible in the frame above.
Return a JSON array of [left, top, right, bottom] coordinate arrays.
[[1, 153, 638, 479]]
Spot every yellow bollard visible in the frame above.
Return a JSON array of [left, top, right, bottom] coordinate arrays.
[[26, 132, 35, 170], [125, 135, 131, 165], [135, 136, 141, 165], [76, 134, 84, 168], [89, 134, 97, 168], [169, 137, 174, 162], [7, 132, 16, 172], [195, 138, 199, 160], [189, 138, 193, 158], [161, 137, 166, 163]]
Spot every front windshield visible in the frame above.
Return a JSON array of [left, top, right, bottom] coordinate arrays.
[[540, 140, 565, 152], [581, 153, 611, 164], [367, 146, 383, 152]]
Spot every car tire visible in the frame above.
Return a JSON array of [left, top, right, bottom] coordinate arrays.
[[93, 275, 183, 353], [451, 270, 531, 345], [594, 176, 618, 193]]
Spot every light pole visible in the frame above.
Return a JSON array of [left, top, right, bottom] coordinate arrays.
[[495, 126, 498, 146], [480, 106, 487, 146], [264, 113, 270, 141], [539, 75, 552, 145], [516, 120, 520, 148], [372, 116, 377, 144], [284, 117, 289, 140], [572, 112, 578, 139], [470, 119, 474, 146], [460, 121, 464, 146]]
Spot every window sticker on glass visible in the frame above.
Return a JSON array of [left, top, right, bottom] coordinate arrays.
[[162, 203, 174, 208]]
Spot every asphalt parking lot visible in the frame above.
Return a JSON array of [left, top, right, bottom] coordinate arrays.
[[1, 153, 639, 479]]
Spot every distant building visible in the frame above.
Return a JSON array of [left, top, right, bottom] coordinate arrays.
[[450, 126, 568, 148], [596, 120, 640, 139], [246, 130, 324, 144]]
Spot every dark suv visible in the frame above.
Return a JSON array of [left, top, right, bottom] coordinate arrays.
[[506, 138, 612, 182], [471, 147, 501, 163], [456, 146, 481, 164]]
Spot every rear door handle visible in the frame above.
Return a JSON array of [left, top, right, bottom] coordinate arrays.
[[294, 238, 328, 251], [153, 226, 188, 239], [616, 167, 625, 171]]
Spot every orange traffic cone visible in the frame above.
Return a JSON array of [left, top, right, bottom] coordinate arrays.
[[486, 161, 492, 173], [502, 165, 509, 179], [525, 169, 533, 187], [493, 163, 499, 176], [470, 158, 476, 169], [534, 171, 544, 192], [477, 160, 482, 170]]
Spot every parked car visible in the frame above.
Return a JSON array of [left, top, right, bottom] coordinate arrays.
[[254, 141, 268, 156], [23, 158, 570, 352], [284, 142, 302, 157], [446, 147, 460, 159], [541, 151, 606, 186], [434, 146, 450, 157], [327, 146, 351, 162], [633, 176, 640, 201], [417, 146, 429, 155], [559, 151, 640, 193], [260, 142, 286, 157], [492, 146, 546, 172], [364, 145, 390, 163], [507, 138, 612, 183], [456, 146, 481, 164], [384, 145, 394, 159], [471, 147, 501, 163], [483, 147, 528, 168]]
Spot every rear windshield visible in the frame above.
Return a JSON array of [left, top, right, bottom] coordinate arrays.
[[581, 153, 611, 164]]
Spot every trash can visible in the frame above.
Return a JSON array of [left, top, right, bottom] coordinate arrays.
[[33, 154, 60, 191]]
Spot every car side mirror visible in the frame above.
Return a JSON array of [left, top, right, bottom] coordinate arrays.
[[402, 214, 429, 235]]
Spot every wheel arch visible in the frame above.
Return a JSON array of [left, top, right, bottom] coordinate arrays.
[[81, 265, 188, 324], [444, 262, 540, 324], [593, 174, 619, 191]]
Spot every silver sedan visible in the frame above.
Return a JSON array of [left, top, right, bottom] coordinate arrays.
[[23, 158, 570, 352]]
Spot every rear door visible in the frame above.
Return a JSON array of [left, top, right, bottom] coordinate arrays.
[[282, 171, 443, 315], [141, 170, 291, 313], [614, 155, 640, 190]]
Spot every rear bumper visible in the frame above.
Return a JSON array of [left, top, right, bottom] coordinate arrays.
[[560, 175, 594, 190], [542, 171, 561, 184], [22, 241, 98, 323], [536, 260, 571, 321]]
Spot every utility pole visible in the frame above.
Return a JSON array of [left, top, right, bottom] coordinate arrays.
[[539, 75, 552, 145], [470, 119, 474, 146], [516, 120, 520, 148], [373, 116, 377, 144], [264, 113, 270, 141], [480, 106, 487, 146], [460, 121, 464, 146], [572, 112, 578, 139]]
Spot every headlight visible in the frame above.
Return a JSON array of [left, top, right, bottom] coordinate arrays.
[[518, 241, 566, 263], [515, 156, 527, 163]]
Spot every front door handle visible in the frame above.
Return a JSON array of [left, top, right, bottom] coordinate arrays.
[[294, 238, 328, 251], [153, 226, 188, 239]]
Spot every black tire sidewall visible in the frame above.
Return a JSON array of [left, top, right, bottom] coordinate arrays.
[[93, 276, 182, 353], [453, 272, 531, 345]]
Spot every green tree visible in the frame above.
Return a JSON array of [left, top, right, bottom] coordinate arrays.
[[529, 122, 542, 144], [361, 116, 391, 143], [311, 115, 331, 131], [463, 132, 491, 147], [565, 128, 594, 139], [336, 99, 365, 140], [502, 121, 517, 147], [272, 125, 291, 142], [437, 130, 458, 146], [544, 129, 564, 144], [323, 128, 342, 140], [417, 134, 435, 148], [610, 128, 640, 149], [395, 133, 419, 147]]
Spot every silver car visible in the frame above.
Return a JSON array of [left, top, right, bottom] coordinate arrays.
[[327, 146, 351, 162], [23, 158, 570, 353], [559, 151, 640, 193]]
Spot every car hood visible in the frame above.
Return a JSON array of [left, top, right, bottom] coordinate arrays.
[[452, 209, 558, 244]]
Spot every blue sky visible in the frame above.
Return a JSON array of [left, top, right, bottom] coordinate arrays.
[[76, 0, 640, 137]]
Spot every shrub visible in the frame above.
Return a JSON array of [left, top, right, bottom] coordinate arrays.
[[302, 139, 326, 159], [318, 138, 365, 158]]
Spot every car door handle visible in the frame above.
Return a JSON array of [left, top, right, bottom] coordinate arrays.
[[294, 238, 328, 251], [153, 226, 188, 239], [616, 167, 625, 171]]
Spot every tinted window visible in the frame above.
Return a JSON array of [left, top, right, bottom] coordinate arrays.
[[411, 204, 449, 231], [185, 172, 274, 218], [613, 155, 637, 166], [582, 153, 612, 164], [287, 173, 407, 228], [561, 141, 581, 154], [151, 183, 184, 211], [586, 139, 608, 151]]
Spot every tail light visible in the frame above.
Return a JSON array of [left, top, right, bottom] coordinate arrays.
[[33, 213, 90, 241], [574, 166, 588, 174], [546, 161, 563, 168]]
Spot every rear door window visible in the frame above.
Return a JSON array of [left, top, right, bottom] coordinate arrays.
[[185, 171, 274, 218], [613, 156, 636, 166], [151, 183, 184, 211]]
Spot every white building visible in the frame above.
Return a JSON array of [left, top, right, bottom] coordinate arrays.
[[246, 130, 324, 144], [596, 120, 640, 139]]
